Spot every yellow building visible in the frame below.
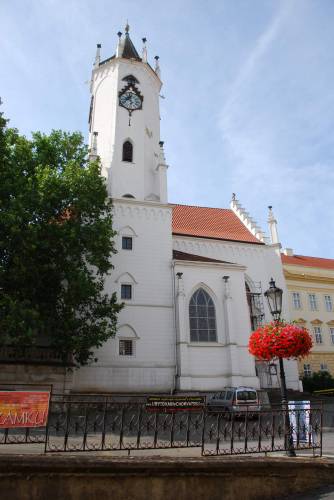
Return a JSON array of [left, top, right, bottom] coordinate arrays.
[[282, 250, 334, 378]]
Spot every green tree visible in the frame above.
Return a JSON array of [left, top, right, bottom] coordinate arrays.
[[302, 371, 334, 393], [0, 113, 123, 365]]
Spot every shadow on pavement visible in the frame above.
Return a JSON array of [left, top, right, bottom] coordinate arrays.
[[277, 484, 334, 499]]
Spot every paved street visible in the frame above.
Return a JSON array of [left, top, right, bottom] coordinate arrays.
[[2, 430, 334, 457]]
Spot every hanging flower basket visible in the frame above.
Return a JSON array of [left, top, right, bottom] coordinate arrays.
[[248, 321, 313, 361]]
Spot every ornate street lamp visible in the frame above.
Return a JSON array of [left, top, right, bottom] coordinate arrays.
[[264, 278, 283, 321], [264, 278, 296, 457]]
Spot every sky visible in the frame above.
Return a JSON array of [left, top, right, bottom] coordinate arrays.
[[1, 0, 334, 258]]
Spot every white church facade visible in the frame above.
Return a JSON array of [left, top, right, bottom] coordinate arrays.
[[72, 27, 300, 393]]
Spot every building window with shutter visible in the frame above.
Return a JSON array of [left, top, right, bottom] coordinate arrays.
[[330, 328, 334, 344], [314, 326, 322, 344], [309, 294, 317, 311], [119, 339, 134, 356], [292, 292, 301, 310], [324, 295, 333, 312]]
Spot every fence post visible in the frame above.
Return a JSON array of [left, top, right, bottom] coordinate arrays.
[[230, 412, 235, 454], [64, 401, 71, 452], [119, 406, 125, 449], [82, 404, 89, 451], [201, 408, 207, 456], [136, 405, 142, 450], [101, 397, 107, 451], [244, 408, 249, 453]]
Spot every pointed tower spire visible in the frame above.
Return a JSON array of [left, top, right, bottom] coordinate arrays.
[[121, 22, 141, 60]]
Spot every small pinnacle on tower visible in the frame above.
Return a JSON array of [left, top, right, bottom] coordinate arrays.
[[116, 31, 124, 58], [154, 55, 161, 77], [142, 37, 147, 62], [125, 21, 130, 34], [267, 206, 280, 245], [89, 131, 99, 161], [94, 44, 101, 68]]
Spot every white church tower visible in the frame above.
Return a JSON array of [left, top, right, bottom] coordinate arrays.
[[73, 25, 175, 392]]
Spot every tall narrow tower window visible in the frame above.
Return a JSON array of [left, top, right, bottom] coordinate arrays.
[[122, 141, 133, 162]]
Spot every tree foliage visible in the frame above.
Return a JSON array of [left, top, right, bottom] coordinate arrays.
[[302, 371, 334, 393], [0, 113, 123, 365]]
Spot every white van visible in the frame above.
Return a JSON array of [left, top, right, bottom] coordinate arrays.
[[207, 387, 261, 414]]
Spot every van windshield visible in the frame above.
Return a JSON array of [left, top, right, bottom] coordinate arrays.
[[236, 390, 257, 402]]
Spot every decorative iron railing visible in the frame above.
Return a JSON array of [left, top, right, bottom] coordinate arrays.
[[43, 401, 322, 456], [202, 406, 322, 456], [0, 399, 323, 456], [0, 345, 73, 366]]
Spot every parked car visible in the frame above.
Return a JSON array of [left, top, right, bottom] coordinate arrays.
[[207, 387, 261, 415]]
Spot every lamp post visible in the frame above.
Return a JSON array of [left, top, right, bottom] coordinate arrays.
[[264, 278, 296, 457]]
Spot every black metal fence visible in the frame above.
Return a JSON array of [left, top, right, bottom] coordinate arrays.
[[45, 400, 322, 455], [0, 398, 323, 456], [202, 406, 322, 456]]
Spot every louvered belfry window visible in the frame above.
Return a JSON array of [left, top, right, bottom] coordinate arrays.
[[122, 141, 133, 162], [189, 288, 217, 342]]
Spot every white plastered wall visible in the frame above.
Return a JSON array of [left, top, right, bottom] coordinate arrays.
[[173, 259, 259, 391], [73, 200, 175, 392], [173, 236, 300, 391]]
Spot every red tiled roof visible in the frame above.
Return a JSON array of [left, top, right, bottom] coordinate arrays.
[[171, 204, 263, 245], [281, 254, 334, 270], [173, 250, 232, 264]]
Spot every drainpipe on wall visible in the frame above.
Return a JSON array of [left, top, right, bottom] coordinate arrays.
[[171, 262, 178, 394]]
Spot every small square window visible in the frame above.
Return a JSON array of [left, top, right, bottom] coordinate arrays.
[[320, 363, 328, 372], [122, 237, 133, 250], [121, 284, 132, 300], [119, 339, 133, 356]]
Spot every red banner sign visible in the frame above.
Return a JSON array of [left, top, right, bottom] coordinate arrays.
[[0, 391, 50, 428]]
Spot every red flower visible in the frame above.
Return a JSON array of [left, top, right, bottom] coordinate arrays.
[[248, 321, 313, 361]]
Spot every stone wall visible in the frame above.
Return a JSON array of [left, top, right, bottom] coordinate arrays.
[[0, 364, 73, 394], [0, 455, 333, 500]]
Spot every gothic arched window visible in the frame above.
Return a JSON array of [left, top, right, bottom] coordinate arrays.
[[189, 288, 217, 342], [122, 141, 133, 162]]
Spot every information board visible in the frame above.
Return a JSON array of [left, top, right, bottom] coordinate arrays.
[[146, 395, 205, 413]]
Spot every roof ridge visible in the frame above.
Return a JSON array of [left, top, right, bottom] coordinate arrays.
[[169, 202, 232, 212], [283, 254, 334, 262]]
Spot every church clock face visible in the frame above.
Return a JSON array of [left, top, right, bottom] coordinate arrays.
[[119, 75, 143, 125], [119, 90, 142, 111]]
